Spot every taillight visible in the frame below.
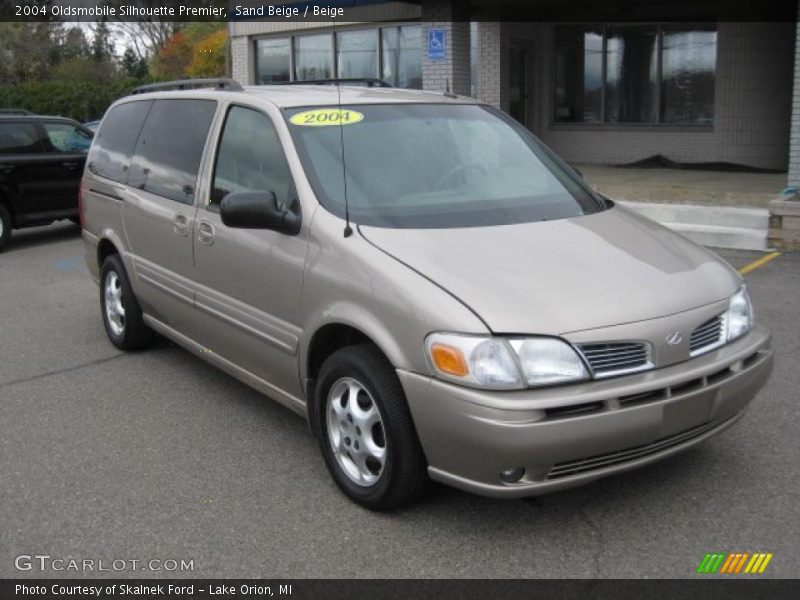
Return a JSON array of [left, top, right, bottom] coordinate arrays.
[[78, 177, 85, 228]]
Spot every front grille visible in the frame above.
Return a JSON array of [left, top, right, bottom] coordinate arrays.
[[578, 342, 651, 378], [690, 315, 725, 355], [546, 415, 737, 479]]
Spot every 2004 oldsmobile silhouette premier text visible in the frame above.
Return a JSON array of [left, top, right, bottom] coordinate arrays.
[[80, 80, 773, 510]]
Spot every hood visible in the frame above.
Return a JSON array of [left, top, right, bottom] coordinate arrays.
[[358, 206, 741, 335]]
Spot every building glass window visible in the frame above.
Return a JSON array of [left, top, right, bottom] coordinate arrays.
[[661, 25, 717, 124], [605, 25, 658, 123], [554, 26, 602, 123], [381, 25, 422, 89], [256, 38, 290, 83], [255, 24, 422, 89], [554, 23, 717, 125], [337, 29, 378, 80], [294, 34, 334, 81]]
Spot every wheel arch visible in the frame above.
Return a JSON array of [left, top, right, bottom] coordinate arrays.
[[301, 311, 413, 428]]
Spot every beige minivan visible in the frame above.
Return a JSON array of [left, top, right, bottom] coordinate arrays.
[[81, 79, 773, 510]]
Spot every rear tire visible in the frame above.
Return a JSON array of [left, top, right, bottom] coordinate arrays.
[[313, 343, 428, 510], [0, 203, 11, 252], [100, 254, 154, 351]]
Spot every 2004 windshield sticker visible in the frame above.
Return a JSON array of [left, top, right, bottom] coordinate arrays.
[[290, 108, 365, 127]]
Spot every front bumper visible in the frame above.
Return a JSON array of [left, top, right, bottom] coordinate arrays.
[[399, 325, 773, 498]]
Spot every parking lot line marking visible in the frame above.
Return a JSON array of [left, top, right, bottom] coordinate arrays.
[[739, 251, 781, 275]]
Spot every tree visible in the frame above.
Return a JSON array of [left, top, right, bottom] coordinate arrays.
[[120, 47, 148, 79], [187, 28, 229, 78], [91, 20, 115, 63], [62, 27, 89, 60]]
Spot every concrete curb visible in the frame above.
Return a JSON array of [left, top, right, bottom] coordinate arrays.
[[618, 201, 768, 251]]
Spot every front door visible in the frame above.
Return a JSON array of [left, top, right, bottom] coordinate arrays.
[[192, 105, 307, 401], [0, 120, 66, 222], [39, 121, 93, 213]]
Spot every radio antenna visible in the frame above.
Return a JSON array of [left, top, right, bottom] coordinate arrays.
[[334, 19, 353, 238]]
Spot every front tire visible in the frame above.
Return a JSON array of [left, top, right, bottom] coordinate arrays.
[[100, 254, 153, 351], [313, 344, 428, 510], [0, 203, 12, 252]]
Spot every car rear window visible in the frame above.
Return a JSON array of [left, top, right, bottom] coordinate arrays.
[[89, 100, 152, 183], [128, 99, 217, 204]]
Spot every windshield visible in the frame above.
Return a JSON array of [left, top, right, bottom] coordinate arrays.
[[285, 103, 604, 228]]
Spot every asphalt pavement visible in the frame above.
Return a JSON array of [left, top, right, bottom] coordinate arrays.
[[1, 222, 797, 578]]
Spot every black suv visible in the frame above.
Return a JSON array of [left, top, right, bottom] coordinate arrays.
[[0, 114, 93, 250]]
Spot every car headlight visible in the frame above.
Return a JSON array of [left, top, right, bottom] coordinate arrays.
[[725, 286, 753, 342], [425, 333, 589, 390]]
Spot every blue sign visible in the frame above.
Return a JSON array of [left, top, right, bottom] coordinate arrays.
[[427, 28, 446, 61]]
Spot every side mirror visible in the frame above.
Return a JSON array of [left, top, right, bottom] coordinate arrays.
[[220, 191, 300, 235]]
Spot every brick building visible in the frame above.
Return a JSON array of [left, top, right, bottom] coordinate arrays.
[[229, 1, 800, 185]]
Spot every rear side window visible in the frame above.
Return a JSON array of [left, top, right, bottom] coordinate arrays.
[[0, 122, 44, 154], [129, 99, 217, 205], [43, 122, 93, 154], [89, 101, 152, 183]]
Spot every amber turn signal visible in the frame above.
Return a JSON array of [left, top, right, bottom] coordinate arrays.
[[430, 343, 469, 377]]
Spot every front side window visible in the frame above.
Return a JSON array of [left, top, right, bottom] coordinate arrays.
[[43, 122, 93, 154], [555, 23, 717, 125], [128, 99, 216, 205], [294, 34, 333, 81], [287, 103, 602, 228], [0, 122, 44, 154], [212, 106, 294, 210]]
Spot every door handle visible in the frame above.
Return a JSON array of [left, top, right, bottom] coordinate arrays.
[[197, 221, 215, 246], [173, 214, 190, 237], [61, 161, 81, 170], [0, 163, 14, 173]]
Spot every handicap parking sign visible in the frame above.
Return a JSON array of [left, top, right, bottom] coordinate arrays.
[[427, 28, 446, 61]]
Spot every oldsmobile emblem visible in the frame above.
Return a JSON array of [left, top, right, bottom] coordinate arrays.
[[666, 331, 683, 346]]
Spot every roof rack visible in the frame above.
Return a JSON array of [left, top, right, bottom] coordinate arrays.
[[0, 108, 34, 115], [130, 78, 244, 95], [276, 78, 392, 88]]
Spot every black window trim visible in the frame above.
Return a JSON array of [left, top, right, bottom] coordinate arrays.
[[551, 21, 718, 128], [207, 102, 301, 229]]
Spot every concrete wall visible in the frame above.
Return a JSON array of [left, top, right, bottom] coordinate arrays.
[[420, 1, 470, 95], [516, 22, 795, 170], [476, 22, 507, 110]]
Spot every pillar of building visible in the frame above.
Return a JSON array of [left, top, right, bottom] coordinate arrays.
[[789, 3, 800, 186], [230, 34, 254, 85], [475, 21, 506, 110], [420, 0, 471, 95]]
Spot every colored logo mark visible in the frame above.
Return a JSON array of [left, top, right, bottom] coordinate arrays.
[[696, 552, 773, 574]]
